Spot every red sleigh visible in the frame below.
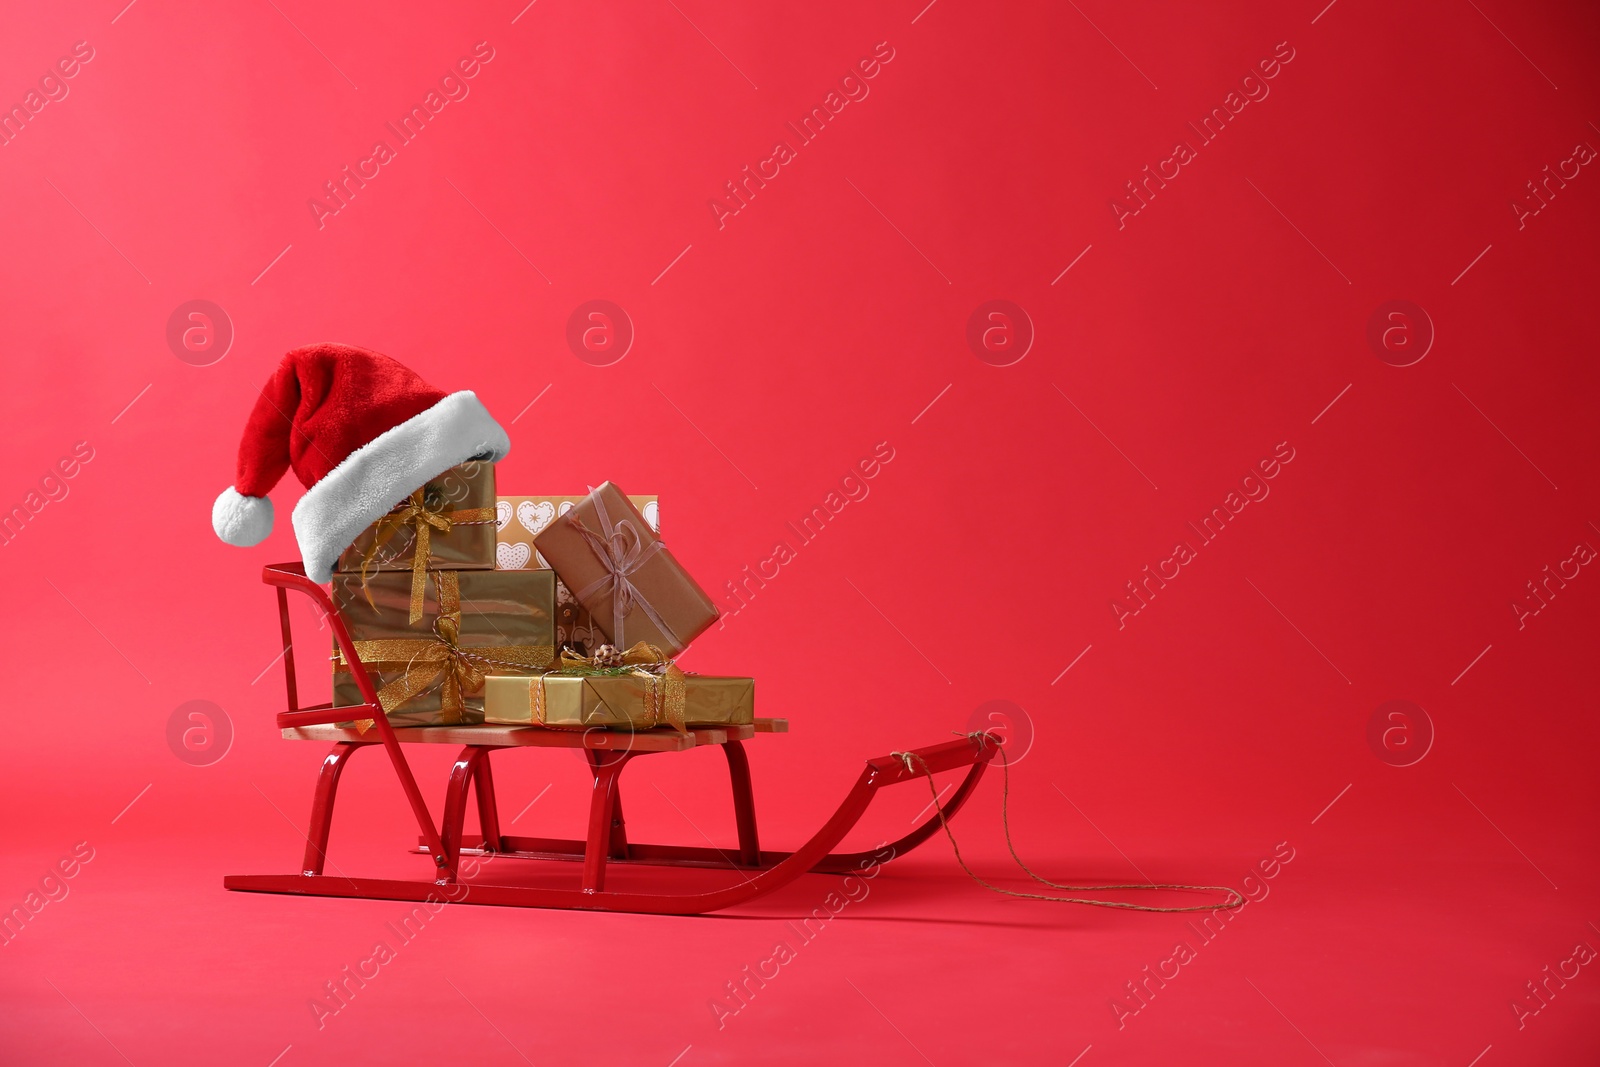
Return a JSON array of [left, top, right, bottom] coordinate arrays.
[[224, 563, 1001, 914]]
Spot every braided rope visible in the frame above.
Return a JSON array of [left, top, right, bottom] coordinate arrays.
[[889, 732, 1244, 913]]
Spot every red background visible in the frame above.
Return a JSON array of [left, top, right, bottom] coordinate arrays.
[[3, 0, 1598, 1063]]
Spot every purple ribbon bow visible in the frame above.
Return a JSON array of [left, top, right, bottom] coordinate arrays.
[[567, 489, 682, 648]]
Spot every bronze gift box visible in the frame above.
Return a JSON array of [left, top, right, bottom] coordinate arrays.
[[531, 482, 717, 656]]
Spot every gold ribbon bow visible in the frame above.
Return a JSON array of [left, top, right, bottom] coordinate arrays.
[[339, 571, 553, 732], [360, 488, 495, 624], [531, 641, 688, 732]]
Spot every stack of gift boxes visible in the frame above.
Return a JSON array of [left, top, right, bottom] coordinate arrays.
[[328, 461, 751, 733]]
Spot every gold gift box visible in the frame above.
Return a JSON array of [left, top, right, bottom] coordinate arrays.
[[483, 672, 754, 730], [336, 461, 498, 576], [332, 568, 555, 728], [494, 492, 658, 655], [531, 482, 717, 656]]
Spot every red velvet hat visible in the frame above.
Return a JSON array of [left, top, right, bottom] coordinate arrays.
[[211, 343, 510, 581]]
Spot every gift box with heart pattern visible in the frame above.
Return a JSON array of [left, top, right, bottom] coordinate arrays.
[[494, 493, 658, 655]]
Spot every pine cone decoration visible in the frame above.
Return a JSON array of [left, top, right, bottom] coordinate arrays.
[[590, 643, 625, 668]]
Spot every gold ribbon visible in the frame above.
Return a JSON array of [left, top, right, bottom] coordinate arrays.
[[530, 641, 687, 732], [359, 488, 495, 624], [336, 571, 553, 732]]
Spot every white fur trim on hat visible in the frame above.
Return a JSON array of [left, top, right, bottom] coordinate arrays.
[[213, 487, 274, 546], [291, 391, 510, 583]]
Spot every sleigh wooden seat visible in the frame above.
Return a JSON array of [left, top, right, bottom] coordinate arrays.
[[281, 718, 789, 751]]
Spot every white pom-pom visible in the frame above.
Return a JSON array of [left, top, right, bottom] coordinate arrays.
[[213, 487, 274, 546]]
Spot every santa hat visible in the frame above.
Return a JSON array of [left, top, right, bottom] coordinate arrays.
[[211, 343, 509, 582]]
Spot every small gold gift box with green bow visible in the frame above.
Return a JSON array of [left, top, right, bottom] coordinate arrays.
[[483, 644, 754, 731]]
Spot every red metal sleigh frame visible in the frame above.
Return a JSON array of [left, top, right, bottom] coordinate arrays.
[[224, 563, 1000, 914]]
